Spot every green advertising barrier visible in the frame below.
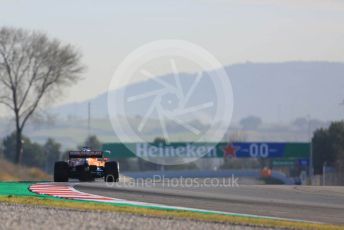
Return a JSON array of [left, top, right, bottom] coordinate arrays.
[[102, 142, 310, 159], [284, 143, 310, 158]]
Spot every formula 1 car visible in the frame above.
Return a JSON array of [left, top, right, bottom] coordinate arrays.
[[54, 147, 119, 182]]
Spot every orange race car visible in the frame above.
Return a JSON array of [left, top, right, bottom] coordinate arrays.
[[54, 147, 119, 182]]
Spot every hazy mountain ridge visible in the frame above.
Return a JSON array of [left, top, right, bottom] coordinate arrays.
[[52, 61, 344, 123]]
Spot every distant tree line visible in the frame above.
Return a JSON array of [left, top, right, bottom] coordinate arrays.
[[1, 133, 61, 173], [0, 134, 102, 174], [313, 121, 344, 174], [2, 122, 344, 176]]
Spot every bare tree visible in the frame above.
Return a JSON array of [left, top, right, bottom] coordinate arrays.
[[0, 27, 84, 164]]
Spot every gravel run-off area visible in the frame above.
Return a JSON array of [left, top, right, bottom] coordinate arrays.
[[0, 202, 269, 230]]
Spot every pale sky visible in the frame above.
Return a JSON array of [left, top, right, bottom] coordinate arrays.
[[1, 0, 344, 105]]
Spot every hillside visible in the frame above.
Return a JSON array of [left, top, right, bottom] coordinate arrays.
[[52, 61, 344, 123]]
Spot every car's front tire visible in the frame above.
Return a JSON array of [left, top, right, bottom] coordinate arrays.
[[54, 161, 69, 182]]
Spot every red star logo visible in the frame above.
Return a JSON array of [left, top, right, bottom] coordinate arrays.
[[223, 144, 240, 158]]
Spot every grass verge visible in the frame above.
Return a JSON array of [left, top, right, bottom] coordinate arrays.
[[0, 195, 342, 230]]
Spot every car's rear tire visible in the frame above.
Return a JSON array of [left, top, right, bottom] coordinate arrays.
[[104, 161, 119, 182], [54, 162, 69, 182]]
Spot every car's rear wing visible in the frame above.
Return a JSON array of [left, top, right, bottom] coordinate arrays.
[[69, 151, 103, 158]]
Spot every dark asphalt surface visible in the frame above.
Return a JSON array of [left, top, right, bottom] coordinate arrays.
[[75, 180, 344, 224]]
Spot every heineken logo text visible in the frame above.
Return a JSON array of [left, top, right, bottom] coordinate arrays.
[[136, 143, 216, 158]]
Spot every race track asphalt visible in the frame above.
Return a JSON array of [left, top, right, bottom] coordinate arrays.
[[75, 180, 344, 224]]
